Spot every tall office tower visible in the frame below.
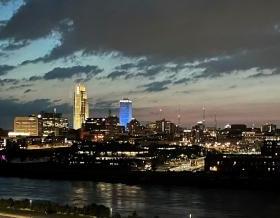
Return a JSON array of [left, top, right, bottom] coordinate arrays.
[[73, 84, 89, 130], [119, 98, 132, 129]]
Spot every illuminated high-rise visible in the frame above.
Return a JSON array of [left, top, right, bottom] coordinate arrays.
[[119, 98, 132, 129], [73, 84, 89, 130]]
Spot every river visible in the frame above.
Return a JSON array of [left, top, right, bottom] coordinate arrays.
[[0, 177, 279, 217]]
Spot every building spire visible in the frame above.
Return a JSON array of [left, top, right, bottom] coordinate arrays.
[[214, 113, 217, 130], [177, 105, 181, 126], [202, 105, 206, 125]]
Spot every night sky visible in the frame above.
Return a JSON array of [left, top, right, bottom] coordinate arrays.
[[0, 0, 280, 129]]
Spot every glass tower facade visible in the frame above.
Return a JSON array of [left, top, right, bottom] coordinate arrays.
[[73, 84, 89, 130], [119, 98, 132, 129]]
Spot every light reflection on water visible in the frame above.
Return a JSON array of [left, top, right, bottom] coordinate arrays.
[[0, 177, 279, 217]]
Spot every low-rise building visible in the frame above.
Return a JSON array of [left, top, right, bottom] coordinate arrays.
[[14, 116, 41, 136]]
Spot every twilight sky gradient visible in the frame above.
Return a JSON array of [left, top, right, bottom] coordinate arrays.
[[0, 0, 280, 129]]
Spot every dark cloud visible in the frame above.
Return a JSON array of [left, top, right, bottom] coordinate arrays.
[[195, 46, 280, 79], [53, 99, 62, 103], [0, 78, 19, 86], [94, 100, 118, 109], [0, 52, 8, 58], [0, 1, 65, 40], [23, 88, 32, 93], [0, 98, 71, 129], [248, 69, 280, 79], [173, 78, 191, 85], [115, 63, 136, 71], [106, 71, 128, 80], [2, 0, 280, 68], [228, 85, 237, 89], [0, 0, 11, 5], [140, 80, 171, 92], [180, 89, 206, 94], [2, 39, 30, 51], [111, 60, 183, 80], [21, 57, 45, 66], [7, 83, 32, 90], [44, 65, 103, 80], [0, 65, 15, 76], [29, 65, 103, 81], [90, 99, 119, 117], [0, 21, 8, 31], [137, 66, 166, 79], [28, 75, 42, 81]]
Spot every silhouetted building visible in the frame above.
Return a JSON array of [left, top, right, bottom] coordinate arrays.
[[230, 124, 247, 131], [155, 119, 176, 135], [128, 118, 145, 136], [81, 116, 123, 142], [261, 123, 277, 134], [205, 140, 280, 176], [146, 122, 157, 133], [261, 140, 280, 157], [192, 121, 205, 143], [205, 153, 280, 175], [0, 128, 8, 137], [242, 128, 263, 144], [220, 124, 247, 142]]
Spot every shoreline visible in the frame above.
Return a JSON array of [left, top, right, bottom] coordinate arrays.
[[0, 212, 30, 218], [0, 162, 280, 190], [0, 198, 111, 218]]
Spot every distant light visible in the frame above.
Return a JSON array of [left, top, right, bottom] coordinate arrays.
[[8, 132, 30, 137], [225, 124, 231, 129]]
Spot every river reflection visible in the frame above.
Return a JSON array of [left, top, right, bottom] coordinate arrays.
[[0, 177, 279, 217]]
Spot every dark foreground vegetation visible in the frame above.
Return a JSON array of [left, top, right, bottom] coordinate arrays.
[[0, 198, 156, 218], [0, 198, 110, 217], [0, 198, 130, 217]]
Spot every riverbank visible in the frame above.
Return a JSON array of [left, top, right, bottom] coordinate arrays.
[[0, 198, 147, 218], [0, 198, 111, 218]]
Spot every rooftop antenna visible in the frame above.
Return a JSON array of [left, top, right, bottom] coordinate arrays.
[[177, 105, 181, 126], [53, 107, 57, 137], [214, 114, 217, 130], [202, 106, 206, 125], [159, 108, 163, 120]]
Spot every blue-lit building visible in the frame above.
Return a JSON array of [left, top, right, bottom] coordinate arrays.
[[119, 98, 132, 129]]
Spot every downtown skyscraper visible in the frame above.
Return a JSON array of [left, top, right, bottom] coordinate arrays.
[[73, 84, 89, 130], [119, 98, 132, 129]]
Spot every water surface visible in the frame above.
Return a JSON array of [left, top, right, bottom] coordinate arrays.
[[0, 177, 279, 218]]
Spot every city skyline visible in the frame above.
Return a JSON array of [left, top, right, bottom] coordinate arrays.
[[1, 2, 280, 218], [1, 0, 280, 129], [3, 84, 280, 131]]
